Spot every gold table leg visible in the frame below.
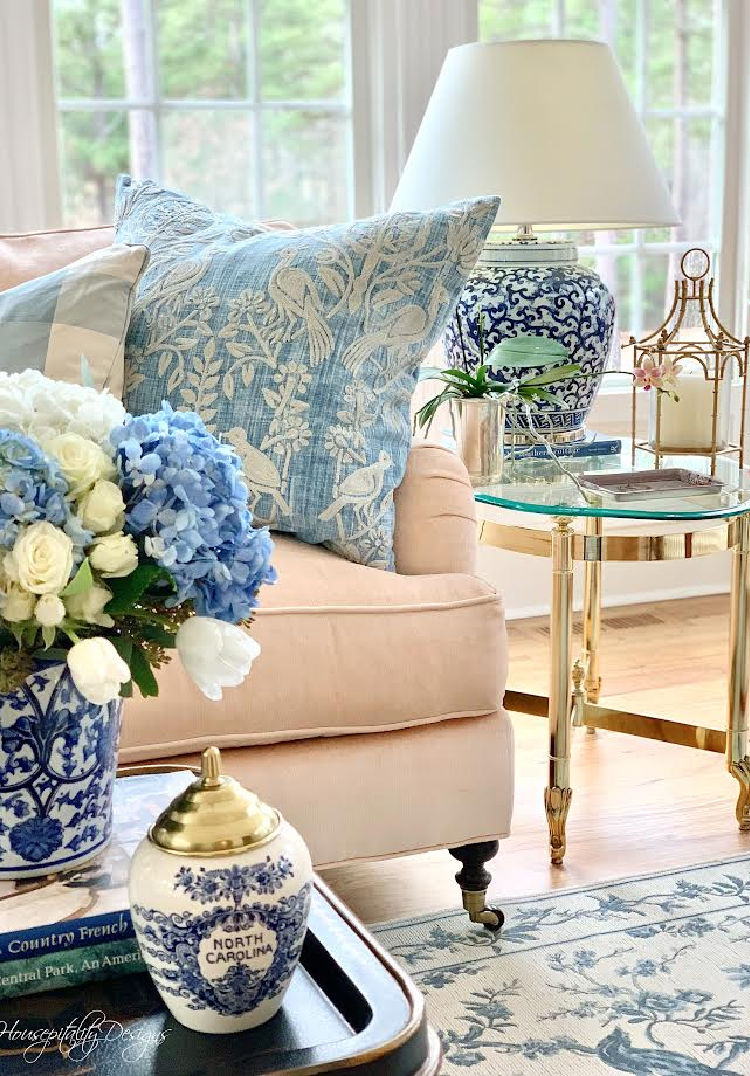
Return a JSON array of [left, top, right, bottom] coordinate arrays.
[[583, 517, 603, 708], [545, 518, 575, 865], [728, 514, 750, 830]]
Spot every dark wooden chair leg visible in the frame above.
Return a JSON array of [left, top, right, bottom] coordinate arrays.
[[449, 840, 504, 932]]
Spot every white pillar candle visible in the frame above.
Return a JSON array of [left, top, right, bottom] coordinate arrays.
[[653, 373, 727, 452]]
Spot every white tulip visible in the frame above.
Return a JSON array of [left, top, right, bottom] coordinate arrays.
[[79, 480, 125, 534], [46, 433, 114, 495], [176, 617, 260, 701], [5, 522, 74, 595], [34, 594, 66, 627], [65, 583, 114, 628], [67, 637, 130, 705], [90, 533, 139, 578], [1, 585, 36, 622]]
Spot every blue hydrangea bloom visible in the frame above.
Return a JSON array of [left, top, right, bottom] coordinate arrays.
[[0, 430, 75, 550], [111, 404, 276, 621]]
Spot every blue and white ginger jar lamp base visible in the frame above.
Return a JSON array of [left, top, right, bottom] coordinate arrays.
[[129, 746, 312, 1034], [445, 237, 616, 439]]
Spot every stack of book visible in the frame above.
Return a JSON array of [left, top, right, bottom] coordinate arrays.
[[0, 768, 193, 999], [515, 432, 622, 459]]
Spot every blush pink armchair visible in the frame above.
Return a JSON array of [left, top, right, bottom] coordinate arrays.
[[1, 225, 515, 928]]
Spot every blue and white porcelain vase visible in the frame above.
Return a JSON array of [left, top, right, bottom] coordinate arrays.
[[0, 662, 122, 880], [445, 239, 615, 437], [129, 746, 312, 1034]]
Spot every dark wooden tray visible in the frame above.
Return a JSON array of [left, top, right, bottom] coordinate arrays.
[[0, 879, 440, 1075]]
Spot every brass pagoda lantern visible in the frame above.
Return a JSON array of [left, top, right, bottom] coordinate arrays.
[[628, 248, 749, 474]]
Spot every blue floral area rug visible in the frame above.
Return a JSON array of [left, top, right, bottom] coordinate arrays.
[[373, 855, 750, 1074]]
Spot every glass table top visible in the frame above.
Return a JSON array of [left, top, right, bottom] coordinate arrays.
[[474, 440, 750, 521]]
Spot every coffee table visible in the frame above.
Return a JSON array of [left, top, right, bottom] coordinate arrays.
[[475, 440, 750, 865], [0, 878, 440, 1075]]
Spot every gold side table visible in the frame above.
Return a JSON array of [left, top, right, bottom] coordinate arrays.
[[476, 443, 750, 866]]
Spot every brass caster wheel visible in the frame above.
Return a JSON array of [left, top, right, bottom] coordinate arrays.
[[478, 906, 505, 933]]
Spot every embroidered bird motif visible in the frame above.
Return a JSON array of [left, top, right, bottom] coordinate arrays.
[[224, 428, 291, 519], [596, 1028, 743, 1076], [268, 253, 333, 366], [317, 451, 391, 527], [340, 303, 429, 376]]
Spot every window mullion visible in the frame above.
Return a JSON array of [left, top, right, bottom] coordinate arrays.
[[718, 0, 749, 330], [249, 0, 263, 219]]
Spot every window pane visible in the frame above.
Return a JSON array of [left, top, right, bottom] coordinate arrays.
[[261, 111, 349, 225], [53, 0, 125, 99], [644, 115, 713, 243], [642, 253, 672, 334], [561, 0, 600, 38], [646, 0, 717, 110], [258, 0, 348, 101], [156, 0, 249, 99], [479, 0, 556, 40], [162, 111, 255, 218], [59, 110, 129, 225]]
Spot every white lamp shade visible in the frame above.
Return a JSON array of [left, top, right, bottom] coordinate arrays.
[[391, 39, 679, 231]]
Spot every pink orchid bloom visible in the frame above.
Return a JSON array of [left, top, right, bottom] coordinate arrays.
[[634, 356, 682, 397]]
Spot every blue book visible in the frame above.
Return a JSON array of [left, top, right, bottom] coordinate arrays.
[[518, 432, 622, 459], [0, 769, 193, 998]]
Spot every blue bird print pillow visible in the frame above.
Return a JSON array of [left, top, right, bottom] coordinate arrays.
[[116, 176, 498, 569]]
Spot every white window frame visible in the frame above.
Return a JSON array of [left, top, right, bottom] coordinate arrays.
[[52, 0, 356, 224], [1, 0, 747, 348]]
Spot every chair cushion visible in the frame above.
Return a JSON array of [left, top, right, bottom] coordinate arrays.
[[115, 176, 498, 569], [0, 244, 148, 395], [118, 534, 506, 759]]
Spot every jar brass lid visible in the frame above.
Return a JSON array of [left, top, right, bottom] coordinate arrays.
[[148, 746, 280, 856]]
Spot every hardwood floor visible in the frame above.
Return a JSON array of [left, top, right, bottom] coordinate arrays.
[[321, 594, 750, 925]]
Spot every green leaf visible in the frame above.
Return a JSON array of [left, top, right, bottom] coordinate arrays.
[[61, 558, 93, 598], [111, 634, 133, 666], [80, 354, 95, 389], [520, 387, 560, 405], [43, 647, 71, 662], [439, 368, 479, 385], [139, 623, 178, 648], [111, 635, 134, 697], [521, 363, 581, 387], [486, 346, 564, 370], [417, 365, 447, 382], [129, 642, 159, 698], [105, 563, 175, 615], [41, 625, 56, 649]]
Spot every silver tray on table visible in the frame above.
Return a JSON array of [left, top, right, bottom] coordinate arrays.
[[579, 468, 724, 502]]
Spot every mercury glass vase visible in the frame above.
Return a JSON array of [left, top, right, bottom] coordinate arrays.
[[0, 662, 122, 880], [449, 397, 506, 485]]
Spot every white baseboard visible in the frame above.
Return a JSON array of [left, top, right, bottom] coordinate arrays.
[[477, 542, 731, 622], [502, 580, 730, 621]]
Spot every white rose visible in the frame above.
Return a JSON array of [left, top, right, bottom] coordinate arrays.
[[46, 433, 114, 495], [1, 585, 35, 622], [79, 480, 125, 534], [65, 583, 114, 628], [5, 522, 74, 595], [177, 617, 261, 701], [34, 594, 66, 627], [67, 637, 130, 705], [89, 533, 138, 578]]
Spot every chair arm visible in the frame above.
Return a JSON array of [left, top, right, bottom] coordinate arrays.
[[393, 443, 477, 575]]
